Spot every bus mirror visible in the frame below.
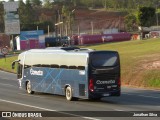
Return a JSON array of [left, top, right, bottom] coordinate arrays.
[[12, 62, 15, 69], [12, 60, 20, 69]]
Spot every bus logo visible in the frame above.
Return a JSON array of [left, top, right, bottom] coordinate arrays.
[[96, 80, 115, 84], [30, 68, 43, 76]]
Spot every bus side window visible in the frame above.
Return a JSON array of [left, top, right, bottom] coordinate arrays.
[[41, 64, 50, 67], [33, 64, 41, 67], [17, 63, 23, 79], [51, 64, 59, 68], [77, 66, 85, 70], [60, 65, 68, 69], [69, 66, 77, 69]]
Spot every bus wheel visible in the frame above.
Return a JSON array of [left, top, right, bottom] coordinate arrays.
[[26, 81, 34, 94], [65, 86, 73, 101]]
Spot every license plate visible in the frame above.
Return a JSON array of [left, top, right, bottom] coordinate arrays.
[[103, 94, 110, 96]]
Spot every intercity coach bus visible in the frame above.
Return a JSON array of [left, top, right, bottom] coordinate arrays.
[[12, 47, 121, 101]]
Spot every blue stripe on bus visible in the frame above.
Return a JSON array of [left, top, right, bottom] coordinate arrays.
[[33, 68, 55, 91], [44, 69, 64, 92]]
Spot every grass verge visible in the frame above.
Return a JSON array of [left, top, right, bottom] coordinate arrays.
[[0, 56, 17, 73]]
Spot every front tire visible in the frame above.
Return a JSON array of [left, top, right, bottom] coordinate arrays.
[[65, 86, 73, 101], [26, 81, 34, 94]]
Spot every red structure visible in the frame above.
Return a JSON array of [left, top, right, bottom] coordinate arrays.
[[74, 32, 131, 45], [71, 35, 79, 45], [0, 34, 10, 49]]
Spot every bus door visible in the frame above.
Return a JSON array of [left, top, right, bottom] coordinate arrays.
[[89, 51, 120, 98]]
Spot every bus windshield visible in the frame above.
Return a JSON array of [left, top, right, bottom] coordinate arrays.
[[90, 51, 119, 68]]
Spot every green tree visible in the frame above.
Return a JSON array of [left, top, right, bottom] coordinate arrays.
[[62, 5, 75, 23], [138, 7, 156, 27], [71, 0, 79, 6], [0, 2, 4, 32], [18, 0, 27, 30], [18, 0, 36, 30], [31, 0, 42, 7], [25, 0, 35, 22], [61, 5, 75, 35], [125, 14, 137, 31], [103, 0, 107, 9], [62, 5, 69, 19], [34, 21, 54, 33], [43, 0, 52, 8], [127, 0, 134, 9]]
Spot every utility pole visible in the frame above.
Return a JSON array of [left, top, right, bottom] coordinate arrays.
[[105, 0, 107, 9], [91, 21, 94, 35], [48, 25, 50, 37], [59, 13, 61, 37], [65, 24, 68, 36], [156, 5, 159, 27], [78, 25, 80, 36], [69, 13, 71, 36], [69, 9, 75, 36]]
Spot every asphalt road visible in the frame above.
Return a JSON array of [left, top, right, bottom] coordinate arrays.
[[0, 71, 159, 120]]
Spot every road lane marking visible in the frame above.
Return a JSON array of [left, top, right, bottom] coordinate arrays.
[[83, 117, 101, 120], [0, 98, 101, 120], [137, 94, 160, 99], [123, 93, 160, 99], [18, 93, 47, 99], [114, 109, 124, 111], [0, 78, 17, 81]]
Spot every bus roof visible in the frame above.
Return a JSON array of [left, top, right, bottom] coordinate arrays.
[[18, 47, 118, 67], [18, 48, 91, 67]]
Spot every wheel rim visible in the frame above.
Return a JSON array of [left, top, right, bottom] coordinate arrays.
[[27, 82, 31, 93], [66, 88, 71, 100]]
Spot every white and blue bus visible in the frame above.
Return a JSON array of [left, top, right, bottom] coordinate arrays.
[[12, 47, 121, 101]]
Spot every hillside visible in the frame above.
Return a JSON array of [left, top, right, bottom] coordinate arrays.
[[73, 9, 127, 33], [88, 39, 160, 89]]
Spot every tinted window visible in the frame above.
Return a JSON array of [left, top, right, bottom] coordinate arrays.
[[17, 63, 23, 79], [90, 52, 119, 68]]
